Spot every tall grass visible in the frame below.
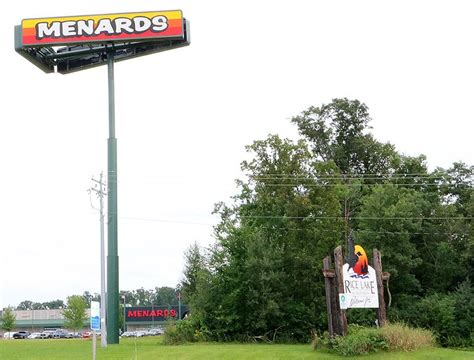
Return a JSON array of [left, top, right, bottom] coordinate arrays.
[[380, 322, 435, 351], [321, 322, 436, 356]]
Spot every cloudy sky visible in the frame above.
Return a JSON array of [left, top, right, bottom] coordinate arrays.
[[1, 0, 473, 308]]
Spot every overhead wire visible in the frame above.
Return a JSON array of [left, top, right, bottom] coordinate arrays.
[[115, 215, 470, 236], [249, 176, 472, 181], [246, 183, 472, 187], [238, 215, 472, 220], [114, 214, 472, 222]]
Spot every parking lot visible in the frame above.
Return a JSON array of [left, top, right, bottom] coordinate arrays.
[[2, 327, 164, 340]]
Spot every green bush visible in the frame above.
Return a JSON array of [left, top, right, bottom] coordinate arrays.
[[346, 308, 378, 327], [411, 281, 473, 347], [329, 325, 388, 356], [163, 318, 209, 345], [388, 280, 474, 347], [323, 323, 435, 356]]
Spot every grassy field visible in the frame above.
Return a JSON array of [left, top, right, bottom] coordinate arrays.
[[0, 337, 472, 360]]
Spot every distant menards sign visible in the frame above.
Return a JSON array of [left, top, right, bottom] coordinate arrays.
[[125, 306, 185, 322], [21, 10, 185, 46]]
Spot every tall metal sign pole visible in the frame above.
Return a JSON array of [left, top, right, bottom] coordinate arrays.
[[15, 10, 190, 344], [106, 51, 119, 344]]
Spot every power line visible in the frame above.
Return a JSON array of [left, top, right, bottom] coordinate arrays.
[[114, 214, 471, 222], [115, 215, 470, 236], [247, 172, 473, 177], [239, 215, 472, 220], [119, 216, 213, 226], [247, 183, 472, 187], [249, 175, 473, 180], [256, 226, 471, 236], [91, 180, 472, 189]]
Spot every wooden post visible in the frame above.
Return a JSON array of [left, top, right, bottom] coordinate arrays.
[[373, 249, 387, 327], [323, 256, 336, 337], [334, 246, 347, 336]]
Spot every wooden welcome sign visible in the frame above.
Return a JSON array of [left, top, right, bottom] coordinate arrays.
[[322, 232, 390, 336]]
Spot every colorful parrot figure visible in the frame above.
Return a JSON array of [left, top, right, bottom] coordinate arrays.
[[352, 245, 369, 276], [346, 231, 369, 276]]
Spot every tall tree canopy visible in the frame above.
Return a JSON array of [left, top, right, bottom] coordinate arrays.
[[181, 98, 473, 344], [1, 307, 16, 332]]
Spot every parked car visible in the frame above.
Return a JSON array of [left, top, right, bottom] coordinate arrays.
[[148, 328, 164, 336], [51, 329, 71, 339], [3, 332, 17, 339], [51, 331, 63, 339], [13, 331, 30, 339], [120, 331, 136, 337], [27, 332, 43, 339], [40, 330, 55, 339]]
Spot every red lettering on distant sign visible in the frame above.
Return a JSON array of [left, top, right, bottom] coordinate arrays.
[[126, 307, 179, 320]]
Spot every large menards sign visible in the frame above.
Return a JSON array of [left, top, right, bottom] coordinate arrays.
[[339, 243, 379, 309], [21, 10, 185, 46], [15, 10, 190, 73]]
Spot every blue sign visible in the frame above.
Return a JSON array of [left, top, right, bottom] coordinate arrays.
[[90, 301, 101, 330], [91, 316, 100, 331]]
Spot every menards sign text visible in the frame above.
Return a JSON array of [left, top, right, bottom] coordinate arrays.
[[125, 306, 185, 322], [22, 10, 184, 46]]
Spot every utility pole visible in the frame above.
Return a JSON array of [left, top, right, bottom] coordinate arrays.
[[89, 172, 107, 347]]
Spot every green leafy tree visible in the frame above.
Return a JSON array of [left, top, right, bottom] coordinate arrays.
[[42, 299, 64, 309], [1, 307, 16, 333], [185, 134, 346, 341], [134, 288, 154, 306], [357, 184, 428, 295], [62, 295, 87, 332], [291, 98, 397, 175], [119, 290, 134, 306], [181, 242, 206, 302], [16, 300, 34, 310], [32, 302, 44, 310], [179, 99, 472, 343], [154, 287, 177, 306], [82, 291, 100, 307]]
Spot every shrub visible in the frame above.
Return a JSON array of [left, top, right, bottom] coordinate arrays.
[[380, 322, 435, 351], [412, 282, 473, 348], [389, 280, 474, 347], [163, 323, 181, 345], [310, 329, 320, 350], [329, 325, 388, 356], [163, 318, 209, 345], [323, 323, 435, 356], [346, 308, 378, 327]]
